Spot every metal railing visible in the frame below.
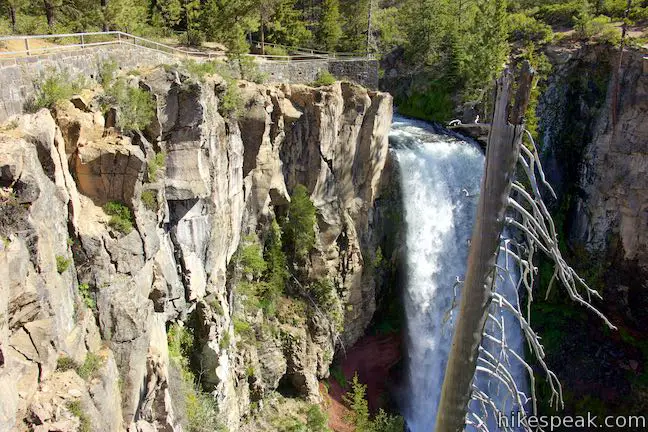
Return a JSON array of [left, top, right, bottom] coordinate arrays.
[[0, 31, 371, 63], [249, 39, 373, 59]]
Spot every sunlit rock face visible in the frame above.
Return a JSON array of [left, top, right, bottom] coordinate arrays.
[[0, 67, 393, 431]]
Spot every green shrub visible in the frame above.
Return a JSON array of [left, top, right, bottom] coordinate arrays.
[[183, 59, 220, 81], [509, 13, 554, 44], [264, 220, 288, 297], [103, 201, 134, 234], [234, 56, 267, 84], [168, 323, 194, 361], [233, 318, 254, 339], [597, 25, 622, 45], [630, 6, 648, 22], [210, 299, 224, 315], [103, 78, 155, 133], [343, 374, 372, 431], [396, 83, 455, 123], [342, 374, 404, 432], [534, 1, 583, 27], [217, 77, 243, 118], [312, 70, 336, 87], [219, 331, 231, 349], [235, 236, 267, 279], [77, 352, 103, 380], [99, 59, 119, 88], [0, 17, 12, 36], [167, 323, 225, 432], [277, 296, 308, 327], [575, 12, 621, 43], [56, 255, 71, 273], [306, 404, 331, 432], [602, 0, 630, 18], [282, 184, 317, 263], [181, 29, 205, 47], [275, 418, 308, 432], [310, 278, 343, 331], [32, 70, 85, 110], [15, 13, 49, 35], [233, 222, 288, 317], [246, 364, 255, 377], [141, 190, 158, 212], [263, 45, 289, 56], [79, 283, 96, 310], [67, 400, 91, 432], [57, 353, 102, 380], [372, 409, 405, 432], [147, 151, 166, 182], [57, 356, 78, 372]]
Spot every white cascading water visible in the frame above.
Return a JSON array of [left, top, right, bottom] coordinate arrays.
[[390, 115, 528, 432]]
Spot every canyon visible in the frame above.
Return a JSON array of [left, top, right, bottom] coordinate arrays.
[[0, 39, 647, 432]]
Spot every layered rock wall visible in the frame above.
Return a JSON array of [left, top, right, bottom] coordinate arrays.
[[538, 45, 648, 327], [0, 66, 392, 431]]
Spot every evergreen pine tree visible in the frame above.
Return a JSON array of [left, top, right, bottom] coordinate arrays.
[[339, 0, 369, 52], [266, 0, 311, 47], [154, 0, 182, 30], [464, 0, 509, 99], [1, 0, 26, 31], [317, 0, 342, 51]]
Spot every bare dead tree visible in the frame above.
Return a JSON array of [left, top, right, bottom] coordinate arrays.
[[612, 0, 632, 129], [435, 64, 532, 432], [436, 63, 615, 432]]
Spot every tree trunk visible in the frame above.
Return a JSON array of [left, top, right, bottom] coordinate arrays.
[[612, 0, 632, 128], [366, 0, 373, 54], [260, 14, 265, 55], [101, 0, 109, 32], [9, 6, 17, 32], [435, 63, 533, 432], [43, 0, 55, 30]]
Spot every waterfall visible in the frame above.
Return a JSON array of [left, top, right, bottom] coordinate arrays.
[[390, 115, 528, 432]]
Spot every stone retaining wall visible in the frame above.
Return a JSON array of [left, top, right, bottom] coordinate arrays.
[[257, 59, 379, 89], [0, 44, 379, 123], [0, 45, 174, 123]]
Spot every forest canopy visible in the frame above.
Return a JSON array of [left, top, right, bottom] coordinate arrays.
[[1, 0, 646, 121]]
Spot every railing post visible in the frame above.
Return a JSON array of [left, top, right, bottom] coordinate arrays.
[[80, 34, 85, 49], [117, 32, 121, 45], [24, 38, 30, 56]]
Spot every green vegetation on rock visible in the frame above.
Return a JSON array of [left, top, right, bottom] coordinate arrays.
[[312, 70, 337, 87], [103, 201, 134, 234], [343, 374, 404, 432], [56, 352, 103, 380], [140, 190, 158, 212], [67, 399, 91, 432], [167, 323, 225, 432], [99, 59, 119, 88], [147, 152, 166, 182], [282, 184, 317, 264], [56, 254, 71, 273], [102, 78, 156, 133], [78, 283, 96, 311], [31, 70, 86, 111]]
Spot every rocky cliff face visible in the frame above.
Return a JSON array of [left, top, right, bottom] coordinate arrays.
[[535, 44, 648, 415], [539, 45, 648, 327], [0, 67, 392, 431]]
